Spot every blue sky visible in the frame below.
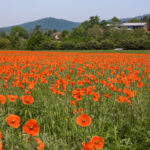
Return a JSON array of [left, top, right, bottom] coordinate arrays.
[[0, 0, 150, 27]]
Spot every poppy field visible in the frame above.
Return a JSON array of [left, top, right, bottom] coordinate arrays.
[[0, 51, 150, 150]]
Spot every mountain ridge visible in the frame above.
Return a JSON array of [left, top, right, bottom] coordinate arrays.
[[0, 17, 81, 32]]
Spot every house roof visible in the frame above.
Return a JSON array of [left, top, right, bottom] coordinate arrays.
[[122, 22, 147, 26], [107, 22, 147, 27]]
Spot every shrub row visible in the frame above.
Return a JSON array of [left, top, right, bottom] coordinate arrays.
[[1, 38, 150, 50]]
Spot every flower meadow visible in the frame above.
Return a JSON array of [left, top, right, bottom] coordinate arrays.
[[0, 51, 150, 150]]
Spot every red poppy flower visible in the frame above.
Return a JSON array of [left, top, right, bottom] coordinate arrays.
[[137, 81, 143, 88], [0, 95, 6, 104], [0, 131, 3, 140], [92, 93, 100, 102], [73, 109, 77, 114], [36, 138, 45, 150], [70, 100, 77, 106], [6, 114, 21, 128], [91, 136, 104, 149], [8, 95, 18, 102], [82, 141, 94, 150], [20, 95, 34, 105], [104, 94, 111, 98], [23, 119, 40, 136], [0, 142, 3, 149], [78, 107, 84, 114], [76, 114, 91, 127]]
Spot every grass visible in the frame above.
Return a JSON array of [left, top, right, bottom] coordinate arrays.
[[0, 51, 150, 150], [1, 49, 150, 54]]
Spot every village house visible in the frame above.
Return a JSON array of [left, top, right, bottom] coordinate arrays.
[[52, 32, 61, 40], [107, 22, 148, 32]]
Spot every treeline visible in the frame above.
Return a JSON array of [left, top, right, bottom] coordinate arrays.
[[0, 16, 150, 50]]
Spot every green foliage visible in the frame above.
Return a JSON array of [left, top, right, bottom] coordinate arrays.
[[86, 40, 101, 50], [75, 42, 87, 50], [87, 25, 103, 38], [11, 26, 28, 39], [27, 31, 45, 50], [141, 16, 150, 31], [39, 41, 57, 50], [0, 38, 11, 49], [89, 16, 100, 26], [60, 30, 70, 39], [128, 18, 141, 23], [121, 38, 150, 50], [112, 17, 121, 23], [60, 41, 75, 50], [101, 39, 115, 50]]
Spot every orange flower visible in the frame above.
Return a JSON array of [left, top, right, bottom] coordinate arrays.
[[6, 114, 21, 128], [91, 136, 104, 149], [0, 131, 3, 140], [70, 81, 75, 86], [20, 95, 34, 105], [117, 95, 131, 105], [82, 141, 94, 150], [0, 95, 6, 104], [0, 142, 3, 149], [104, 94, 111, 98], [73, 109, 77, 114], [92, 93, 100, 102], [78, 107, 84, 114], [70, 100, 77, 106], [76, 114, 91, 127], [8, 95, 18, 102], [23, 119, 40, 136], [36, 138, 45, 150], [25, 90, 31, 95], [137, 81, 143, 88]]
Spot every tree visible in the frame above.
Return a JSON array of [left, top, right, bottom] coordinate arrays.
[[27, 31, 45, 50], [100, 20, 107, 27], [61, 30, 70, 39], [60, 41, 75, 50], [0, 32, 6, 38], [86, 40, 101, 50], [11, 26, 28, 39], [112, 17, 121, 23], [141, 16, 150, 31], [89, 16, 100, 26], [87, 25, 103, 38], [34, 25, 42, 31], [0, 38, 11, 49], [45, 29, 53, 37], [100, 39, 115, 49], [128, 18, 140, 23]]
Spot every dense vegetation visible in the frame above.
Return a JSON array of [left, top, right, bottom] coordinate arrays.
[[0, 16, 150, 50]]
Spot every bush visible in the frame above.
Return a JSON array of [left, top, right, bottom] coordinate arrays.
[[75, 42, 87, 50], [39, 41, 57, 50], [26, 31, 44, 50], [121, 38, 150, 50], [100, 39, 115, 50], [0, 38, 11, 49], [86, 40, 101, 50], [60, 41, 75, 50]]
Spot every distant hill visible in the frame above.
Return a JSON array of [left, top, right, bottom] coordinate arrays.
[[107, 14, 150, 22], [0, 17, 81, 32]]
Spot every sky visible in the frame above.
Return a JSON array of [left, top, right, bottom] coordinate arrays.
[[0, 0, 150, 27]]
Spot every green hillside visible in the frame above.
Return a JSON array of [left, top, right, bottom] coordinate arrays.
[[0, 17, 81, 32]]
